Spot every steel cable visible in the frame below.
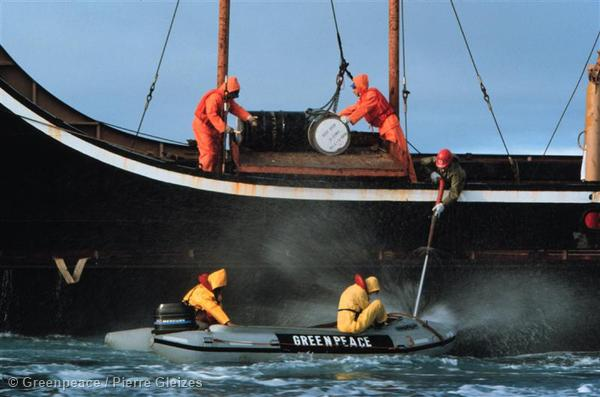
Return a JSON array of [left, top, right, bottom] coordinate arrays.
[[449, 0, 519, 182], [530, 30, 600, 181], [540, 30, 600, 157], [400, 0, 420, 154], [307, 0, 353, 117], [135, 0, 181, 137]]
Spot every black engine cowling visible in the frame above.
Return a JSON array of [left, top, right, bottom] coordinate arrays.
[[153, 303, 196, 333]]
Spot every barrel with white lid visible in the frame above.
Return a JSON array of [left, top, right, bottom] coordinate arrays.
[[307, 115, 351, 156]]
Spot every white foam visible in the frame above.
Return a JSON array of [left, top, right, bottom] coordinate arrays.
[[578, 384, 593, 393], [253, 378, 298, 387], [56, 369, 104, 380], [450, 384, 527, 397]]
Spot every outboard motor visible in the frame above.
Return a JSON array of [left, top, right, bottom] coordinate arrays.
[[153, 303, 197, 334]]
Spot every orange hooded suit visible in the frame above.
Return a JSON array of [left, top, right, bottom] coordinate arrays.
[[182, 268, 230, 325], [339, 74, 416, 182], [192, 77, 253, 173]]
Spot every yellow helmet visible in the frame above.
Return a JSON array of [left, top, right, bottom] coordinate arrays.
[[365, 276, 380, 294], [208, 268, 228, 289]]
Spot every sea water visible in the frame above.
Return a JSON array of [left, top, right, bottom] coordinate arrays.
[[1, 334, 599, 396]]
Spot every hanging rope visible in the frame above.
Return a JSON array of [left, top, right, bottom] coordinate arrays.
[[400, 0, 409, 140], [530, 30, 600, 181], [399, 0, 420, 155], [306, 0, 353, 117], [135, 0, 181, 137], [449, 0, 519, 182], [540, 30, 600, 157]]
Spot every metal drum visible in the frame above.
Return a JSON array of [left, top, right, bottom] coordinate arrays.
[[240, 111, 311, 152], [240, 111, 351, 155], [307, 114, 351, 156]]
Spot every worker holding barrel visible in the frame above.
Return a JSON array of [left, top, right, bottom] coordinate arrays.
[[338, 73, 416, 182]]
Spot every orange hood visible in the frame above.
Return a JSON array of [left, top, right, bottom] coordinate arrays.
[[352, 74, 369, 95], [208, 268, 228, 289], [219, 76, 241, 94]]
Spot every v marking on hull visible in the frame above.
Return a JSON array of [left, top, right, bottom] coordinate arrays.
[[53, 257, 89, 284]]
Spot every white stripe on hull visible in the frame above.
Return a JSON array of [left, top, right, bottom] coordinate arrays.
[[1, 87, 595, 204]]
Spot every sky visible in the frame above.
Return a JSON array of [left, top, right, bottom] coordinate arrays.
[[0, 0, 599, 155]]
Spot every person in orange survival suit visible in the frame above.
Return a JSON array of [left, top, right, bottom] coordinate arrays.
[[337, 274, 388, 334], [192, 76, 258, 173], [338, 74, 417, 182], [182, 268, 234, 329]]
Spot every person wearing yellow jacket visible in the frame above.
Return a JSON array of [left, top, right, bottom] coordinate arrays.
[[337, 274, 388, 334], [182, 268, 232, 327]]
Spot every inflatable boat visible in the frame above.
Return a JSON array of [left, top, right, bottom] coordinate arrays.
[[105, 303, 456, 363]]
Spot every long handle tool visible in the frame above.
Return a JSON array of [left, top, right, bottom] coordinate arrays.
[[413, 179, 445, 318]]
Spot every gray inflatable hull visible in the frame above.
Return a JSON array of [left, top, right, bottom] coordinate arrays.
[[151, 314, 456, 363]]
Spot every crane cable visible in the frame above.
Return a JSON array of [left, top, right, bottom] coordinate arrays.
[[400, 0, 409, 141], [400, 0, 420, 154], [450, 0, 519, 183], [530, 30, 599, 181], [135, 0, 181, 138], [540, 30, 600, 157], [306, 0, 353, 117]]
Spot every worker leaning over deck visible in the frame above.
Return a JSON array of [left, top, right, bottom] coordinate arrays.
[[337, 274, 388, 334], [182, 268, 233, 328], [192, 76, 258, 173], [338, 74, 417, 182], [421, 148, 467, 218]]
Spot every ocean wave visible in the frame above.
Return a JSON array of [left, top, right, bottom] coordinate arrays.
[[578, 384, 595, 394], [55, 369, 105, 380], [449, 384, 538, 397]]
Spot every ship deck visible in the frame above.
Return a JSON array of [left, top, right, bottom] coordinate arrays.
[[239, 149, 405, 177]]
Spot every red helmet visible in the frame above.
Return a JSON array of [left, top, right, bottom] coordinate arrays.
[[435, 149, 453, 168]]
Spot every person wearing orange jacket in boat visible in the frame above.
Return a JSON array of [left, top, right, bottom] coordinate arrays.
[[192, 76, 258, 173], [338, 74, 417, 182], [182, 268, 234, 328], [337, 274, 388, 334]]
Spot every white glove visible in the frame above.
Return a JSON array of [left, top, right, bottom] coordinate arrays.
[[248, 115, 258, 128], [340, 116, 350, 125], [225, 126, 235, 134], [432, 203, 445, 218], [430, 172, 441, 183], [233, 129, 243, 144]]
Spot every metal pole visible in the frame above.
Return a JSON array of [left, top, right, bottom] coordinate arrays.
[[584, 51, 600, 181], [413, 179, 445, 318], [217, 0, 230, 86], [389, 0, 399, 115]]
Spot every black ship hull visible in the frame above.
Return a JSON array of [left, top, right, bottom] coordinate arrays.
[[1, 46, 600, 355], [2, 101, 596, 261]]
